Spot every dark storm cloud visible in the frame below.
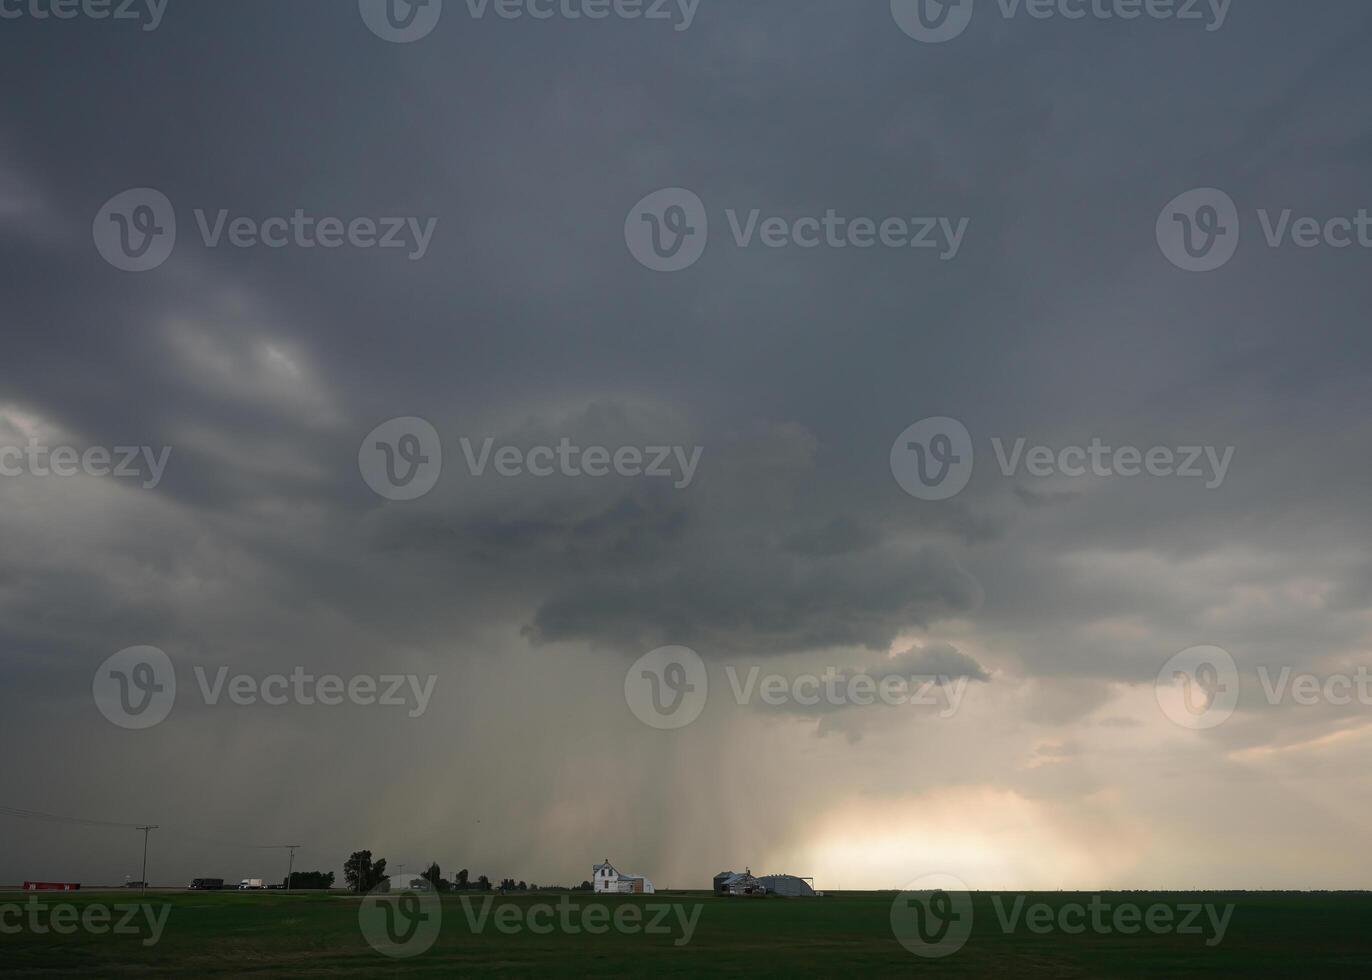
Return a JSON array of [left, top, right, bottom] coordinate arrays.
[[3, 0, 1372, 889], [881, 642, 991, 683], [743, 641, 993, 733], [524, 540, 982, 655]]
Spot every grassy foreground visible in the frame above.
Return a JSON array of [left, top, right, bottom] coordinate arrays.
[[3, 889, 1372, 977]]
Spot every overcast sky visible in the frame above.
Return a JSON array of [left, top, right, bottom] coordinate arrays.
[[3, 0, 1372, 891]]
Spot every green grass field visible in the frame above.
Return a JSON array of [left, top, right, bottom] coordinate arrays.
[[3, 889, 1371, 977]]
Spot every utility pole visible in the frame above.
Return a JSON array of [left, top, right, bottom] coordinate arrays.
[[136, 826, 158, 897], [284, 845, 301, 892]]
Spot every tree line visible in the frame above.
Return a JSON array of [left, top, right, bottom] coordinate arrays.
[[344, 850, 593, 894]]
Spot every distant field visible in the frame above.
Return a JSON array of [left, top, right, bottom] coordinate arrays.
[[3, 890, 1372, 977]]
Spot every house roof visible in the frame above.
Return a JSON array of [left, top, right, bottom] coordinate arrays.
[[594, 859, 651, 882]]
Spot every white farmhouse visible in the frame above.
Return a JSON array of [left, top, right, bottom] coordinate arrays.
[[592, 858, 655, 895]]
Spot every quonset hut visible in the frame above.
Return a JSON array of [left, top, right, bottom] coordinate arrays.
[[713, 869, 816, 897], [755, 874, 817, 897]]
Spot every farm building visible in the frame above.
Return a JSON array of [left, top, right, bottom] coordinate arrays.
[[593, 858, 655, 894], [714, 869, 816, 897], [383, 875, 432, 893]]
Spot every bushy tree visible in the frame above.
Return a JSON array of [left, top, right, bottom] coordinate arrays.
[[344, 850, 388, 894], [422, 863, 449, 892]]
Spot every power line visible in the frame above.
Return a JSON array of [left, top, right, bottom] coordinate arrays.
[[0, 803, 303, 852], [0, 804, 145, 830], [3, 803, 310, 892], [160, 828, 303, 851], [284, 845, 301, 893], [137, 826, 158, 896]]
